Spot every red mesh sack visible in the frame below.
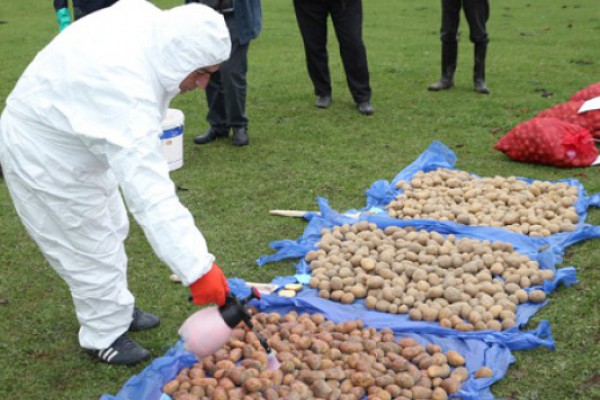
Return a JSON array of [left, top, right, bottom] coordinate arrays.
[[537, 100, 600, 139], [494, 117, 598, 168], [570, 82, 600, 102]]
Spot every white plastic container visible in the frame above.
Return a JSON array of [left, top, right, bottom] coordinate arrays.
[[160, 108, 184, 171]]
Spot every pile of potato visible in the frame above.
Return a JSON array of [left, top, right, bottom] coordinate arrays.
[[164, 311, 470, 400], [307, 222, 554, 331], [386, 168, 579, 236]]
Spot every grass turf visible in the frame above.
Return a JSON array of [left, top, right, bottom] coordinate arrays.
[[0, 0, 598, 399]]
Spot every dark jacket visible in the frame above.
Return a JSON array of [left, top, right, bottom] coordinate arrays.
[[185, 0, 262, 45], [54, 0, 120, 19]]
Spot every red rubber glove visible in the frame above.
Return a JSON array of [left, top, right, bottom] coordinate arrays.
[[189, 263, 230, 306]]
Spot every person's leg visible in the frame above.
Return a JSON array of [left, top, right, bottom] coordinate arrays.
[[205, 72, 229, 131], [194, 48, 230, 144], [73, 0, 107, 19], [220, 13, 250, 145], [330, 0, 372, 107], [0, 113, 147, 364], [463, 0, 490, 93], [428, 0, 461, 91], [293, 0, 332, 101], [105, 184, 160, 333], [72, 0, 86, 19]]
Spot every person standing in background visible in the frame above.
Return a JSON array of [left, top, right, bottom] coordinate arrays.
[[189, 0, 262, 147], [54, 0, 119, 31], [293, 0, 374, 116], [427, 0, 490, 94]]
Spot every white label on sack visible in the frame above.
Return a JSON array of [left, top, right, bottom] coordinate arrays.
[[579, 96, 600, 113]]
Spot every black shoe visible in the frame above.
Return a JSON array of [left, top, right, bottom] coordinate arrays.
[[474, 80, 490, 94], [129, 307, 160, 332], [86, 334, 151, 365], [357, 101, 374, 116], [232, 127, 249, 146], [315, 95, 332, 109], [193, 127, 229, 144], [427, 78, 454, 91]]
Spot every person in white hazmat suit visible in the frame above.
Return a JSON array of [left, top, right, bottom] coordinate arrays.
[[0, 0, 234, 365]]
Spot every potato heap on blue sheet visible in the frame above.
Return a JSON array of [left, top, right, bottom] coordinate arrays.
[[164, 311, 469, 400], [386, 168, 579, 236], [307, 222, 553, 331]]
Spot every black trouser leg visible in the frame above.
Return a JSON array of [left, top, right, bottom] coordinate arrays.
[[330, 0, 371, 103], [463, 0, 489, 45], [439, 0, 461, 80], [463, 0, 489, 82], [221, 14, 249, 129], [428, 0, 459, 90], [205, 72, 228, 131], [205, 13, 249, 130], [293, 0, 332, 97], [463, 0, 490, 92]]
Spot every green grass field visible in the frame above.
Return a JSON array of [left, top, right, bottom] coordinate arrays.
[[0, 0, 598, 399]]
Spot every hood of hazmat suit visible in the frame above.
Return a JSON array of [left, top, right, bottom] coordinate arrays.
[[2, 0, 231, 308]]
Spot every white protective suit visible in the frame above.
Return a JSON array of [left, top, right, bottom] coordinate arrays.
[[0, 0, 231, 349]]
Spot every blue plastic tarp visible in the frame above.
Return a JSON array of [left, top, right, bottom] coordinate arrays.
[[102, 141, 598, 400], [101, 275, 557, 400], [248, 141, 600, 399], [100, 340, 197, 400]]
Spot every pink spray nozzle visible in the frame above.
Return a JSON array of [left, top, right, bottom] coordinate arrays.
[[180, 288, 280, 370]]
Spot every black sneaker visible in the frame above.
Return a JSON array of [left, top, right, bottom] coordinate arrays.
[[87, 334, 151, 365], [129, 307, 160, 332]]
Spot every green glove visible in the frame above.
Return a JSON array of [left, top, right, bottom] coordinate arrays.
[[56, 7, 71, 32]]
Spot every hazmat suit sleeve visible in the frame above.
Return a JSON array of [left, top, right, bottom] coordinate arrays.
[[92, 108, 215, 287]]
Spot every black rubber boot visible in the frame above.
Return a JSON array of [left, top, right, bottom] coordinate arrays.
[[428, 42, 457, 91], [473, 43, 490, 94]]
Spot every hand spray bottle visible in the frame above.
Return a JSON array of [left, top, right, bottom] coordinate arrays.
[[179, 287, 280, 370]]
